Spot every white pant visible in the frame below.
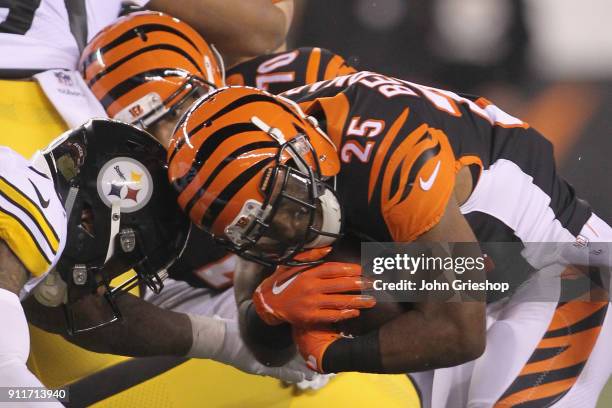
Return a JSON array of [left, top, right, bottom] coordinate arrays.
[[413, 213, 612, 408], [144, 279, 237, 320], [0, 289, 62, 407]]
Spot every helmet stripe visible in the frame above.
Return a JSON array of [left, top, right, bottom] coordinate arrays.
[[98, 68, 192, 110], [201, 157, 275, 228], [172, 122, 261, 191], [183, 141, 278, 216], [88, 44, 203, 88], [82, 23, 202, 71], [169, 93, 299, 162]]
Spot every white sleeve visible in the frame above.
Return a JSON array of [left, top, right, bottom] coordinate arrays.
[[0, 360, 63, 408], [0, 288, 29, 365], [129, 0, 150, 6], [0, 289, 62, 407]]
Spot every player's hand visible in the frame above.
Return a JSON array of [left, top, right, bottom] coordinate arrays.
[[206, 317, 317, 383], [253, 253, 375, 326], [292, 326, 343, 373]]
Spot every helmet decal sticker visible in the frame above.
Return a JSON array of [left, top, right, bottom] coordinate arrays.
[[97, 157, 154, 213]]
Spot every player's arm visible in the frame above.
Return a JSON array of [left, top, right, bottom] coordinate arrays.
[[23, 288, 311, 382], [297, 194, 486, 374], [0, 240, 28, 296], [23, 291, 193, 356], [0, 241, 64, 406], [147, 0, 289, 64], [234, 257, 296, 366], [377, 195, 486, 372], [235, 251, 375, 366]]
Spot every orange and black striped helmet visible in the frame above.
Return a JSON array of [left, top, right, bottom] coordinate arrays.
[[167, 86, 342, 266], [80, 11, 224, 128]]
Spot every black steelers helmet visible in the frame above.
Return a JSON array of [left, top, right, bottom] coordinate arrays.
[[32, 118, 190, 334]]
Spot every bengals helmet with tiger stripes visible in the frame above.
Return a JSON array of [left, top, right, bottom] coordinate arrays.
[[80, 11, 224, 129], [167, 86, 343, 266]]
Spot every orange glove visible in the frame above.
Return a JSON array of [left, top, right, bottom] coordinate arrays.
[[292, 326, 344, 373], [252, 249, 375, 326]]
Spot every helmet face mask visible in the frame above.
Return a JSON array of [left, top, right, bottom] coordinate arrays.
[[35, 119, 190, 334], [168, 86, 344, 267], [116, 74, 217, 130], [200, 120, 342, 267]]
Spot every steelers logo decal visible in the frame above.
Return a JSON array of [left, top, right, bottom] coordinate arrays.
[[97, 157, 153, 213]]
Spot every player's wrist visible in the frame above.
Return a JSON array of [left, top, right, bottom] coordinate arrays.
[[186, 313, 227, 359], [322, 330, 383, 373], [245, 301, 294, 349]]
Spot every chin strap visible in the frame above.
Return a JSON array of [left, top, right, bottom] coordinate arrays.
[[105, 202, 122, 263]]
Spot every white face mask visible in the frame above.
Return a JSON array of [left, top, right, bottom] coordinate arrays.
[[304, 187, 342, 249], [225, 167, 342, 263]]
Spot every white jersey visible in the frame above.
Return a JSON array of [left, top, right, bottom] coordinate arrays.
[[0, 0, 148, 71], [0, 147, 66, 296]]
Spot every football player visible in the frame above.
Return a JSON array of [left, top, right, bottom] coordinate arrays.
[[166, 75, 612, 407], [0, 146, 66, 407], [80, 11, 356, 147], [0, 0, 290, 158], [22, 119, 313, 385], [0, 117, 186, 404], [226, 46, 356, 94], [78, 11, 358, 298], [22, 12, 354, 391]]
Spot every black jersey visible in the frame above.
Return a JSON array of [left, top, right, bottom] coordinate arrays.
[[226, 47, 356, 95], [282, 71, 592, 292], [168, 48, 355, 287]]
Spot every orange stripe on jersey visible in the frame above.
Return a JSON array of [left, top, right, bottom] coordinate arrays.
[[548, 302, 607, 332], [324, 55, 356, 79], [521, 327, 600, 375], [368, 108, 409, 203], [495, 378, 577, 407], [305, 47, 322, 85], [381, 124, 432, 209], [381, 128, 456, 242], [455, 155, 483, 173], [316, 93, 351, 148]]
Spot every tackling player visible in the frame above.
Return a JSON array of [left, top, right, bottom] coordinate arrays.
[[22, 11, 357, 394], [166, 75, 612, 407], [21, 119, 313, 384], [77, 11, 359, 297], [0, 0, 291, 157], [0, 146, 66, 407]]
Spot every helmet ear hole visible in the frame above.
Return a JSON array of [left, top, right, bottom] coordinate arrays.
[[79, 202, 95, 238]]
